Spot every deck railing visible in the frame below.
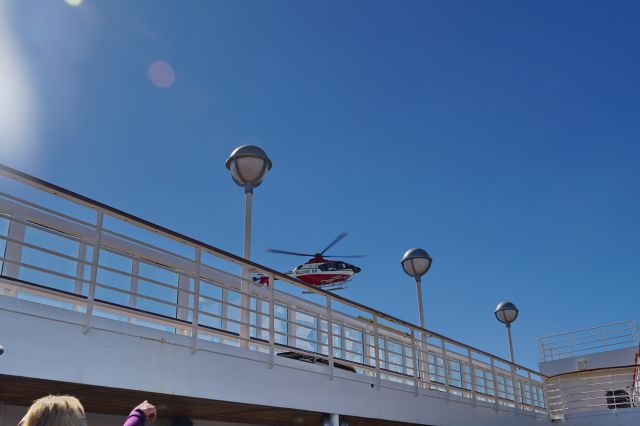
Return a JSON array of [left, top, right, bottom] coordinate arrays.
[[0, 164, 547, 416], [538, 321, 640, 362], [545, 364, 640, 419]]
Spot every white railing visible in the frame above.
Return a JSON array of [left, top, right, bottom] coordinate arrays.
[[538, 321, 640, 362], [0, 164, 547, 416], [545, 363, 640, 419]]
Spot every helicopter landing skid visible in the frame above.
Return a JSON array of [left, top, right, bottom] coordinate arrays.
[[302, 283, 348, 294]]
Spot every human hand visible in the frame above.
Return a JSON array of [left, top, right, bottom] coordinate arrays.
[[134, 400, 156, 422]]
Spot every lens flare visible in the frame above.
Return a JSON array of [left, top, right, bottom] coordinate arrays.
[[147, 60, 176, 89]]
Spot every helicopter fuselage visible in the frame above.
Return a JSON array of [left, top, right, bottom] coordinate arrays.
[[289, 257, 361, 286]]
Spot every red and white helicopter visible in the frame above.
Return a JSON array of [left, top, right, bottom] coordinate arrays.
[[253, 232, 362, 291]]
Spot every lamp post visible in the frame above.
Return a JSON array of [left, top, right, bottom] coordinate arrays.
[[495, 301, 519, 363], [226, 145, 272, 345], [226, 145, 272, 261], [401, 248, 432, 330], [401, 248, 432, 384]]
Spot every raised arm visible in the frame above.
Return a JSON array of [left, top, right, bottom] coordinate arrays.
[[123, 401, 156, 426]]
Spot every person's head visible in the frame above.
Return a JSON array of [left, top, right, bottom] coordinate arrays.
[[19, 395, 86, 426]]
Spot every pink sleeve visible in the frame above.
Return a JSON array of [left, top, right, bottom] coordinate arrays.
[[123, 409, 146, 426]]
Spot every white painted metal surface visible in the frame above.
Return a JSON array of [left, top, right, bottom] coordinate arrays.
[[0, 293, 546, 426], [545, 365, 639, 418], [538, 322, 640, 422], [0, 166, 550, 424]]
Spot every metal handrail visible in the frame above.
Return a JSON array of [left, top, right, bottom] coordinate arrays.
[[539, 321, 635, 340], [538, 321, 639, 362]]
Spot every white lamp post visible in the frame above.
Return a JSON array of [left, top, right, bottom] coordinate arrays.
[[226, 145, 271, 344], [226, 145, 272, 261], [495, 301, 519, 363], [401, 248, 432, 384], [401, 248, 432, 329]]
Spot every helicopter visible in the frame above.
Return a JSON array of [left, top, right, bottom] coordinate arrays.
[[253, 232, 362, 291]]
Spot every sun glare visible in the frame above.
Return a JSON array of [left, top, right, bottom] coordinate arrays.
[[64, 0, 84, 6], [0, 3, 37, 162]]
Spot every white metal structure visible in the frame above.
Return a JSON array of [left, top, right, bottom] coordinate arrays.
[[538, 321, 640, 423], [0, 165, 550, 425]]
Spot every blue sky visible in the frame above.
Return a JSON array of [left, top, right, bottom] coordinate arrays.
[[1, 0, 639, 369]]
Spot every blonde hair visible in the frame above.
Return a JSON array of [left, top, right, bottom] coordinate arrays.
[[20, 395, 86, 426]]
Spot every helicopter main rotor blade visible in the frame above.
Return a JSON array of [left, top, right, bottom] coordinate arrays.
[[322, 255, 365, 258], [267, 248, 316, 257], [320, 232, 348, 255]]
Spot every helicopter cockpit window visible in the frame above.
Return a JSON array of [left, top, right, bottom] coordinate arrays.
[[320, 262, 339, 271]]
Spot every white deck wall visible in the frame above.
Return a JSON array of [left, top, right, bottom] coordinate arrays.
[[0, 293, 548, 426]]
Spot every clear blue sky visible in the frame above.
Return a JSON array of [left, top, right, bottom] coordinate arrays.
[[1, 0, 639, 369]]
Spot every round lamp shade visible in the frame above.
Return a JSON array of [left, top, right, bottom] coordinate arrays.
[[401, 248, 432, 278], [495, 301, 519, 325], [225, 145, 272, 188]]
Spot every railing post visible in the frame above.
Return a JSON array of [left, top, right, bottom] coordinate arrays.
[[268, 273, 275, 369], [490, 358, 500, 410], [190, 247, 202, 354], [73, 242, 87, 312], [439, 339, 451, 399], [316, 314, 323, 355], [221, 287, 228, 332], [527, 371, 535, 409], [326, 297, 335, 380], [410, 330, 420, 396], [177, 270, 190, 321], [127, 258, 139, 324], [1, 216, 26, 296], [568, 335, 575, 358], [466, 348, 477, 405], [84, 211, 104, 333], [372, 314, 381, 389], [601, 327, 609, 351], [239, 274, 251, 348], [288, 305, 297, 349], [511, 364, 521, 412]]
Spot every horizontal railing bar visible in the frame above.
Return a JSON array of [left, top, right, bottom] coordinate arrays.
[[101, 227, 195, 266], [0, 192, 96, 228], [0, 215, 91, 249], [98, 265, 182, 293], [95, 282, 182, 309], [0, 234, 93, 266], [1, 275, 88, 303], [0, 257, 90, 286]]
